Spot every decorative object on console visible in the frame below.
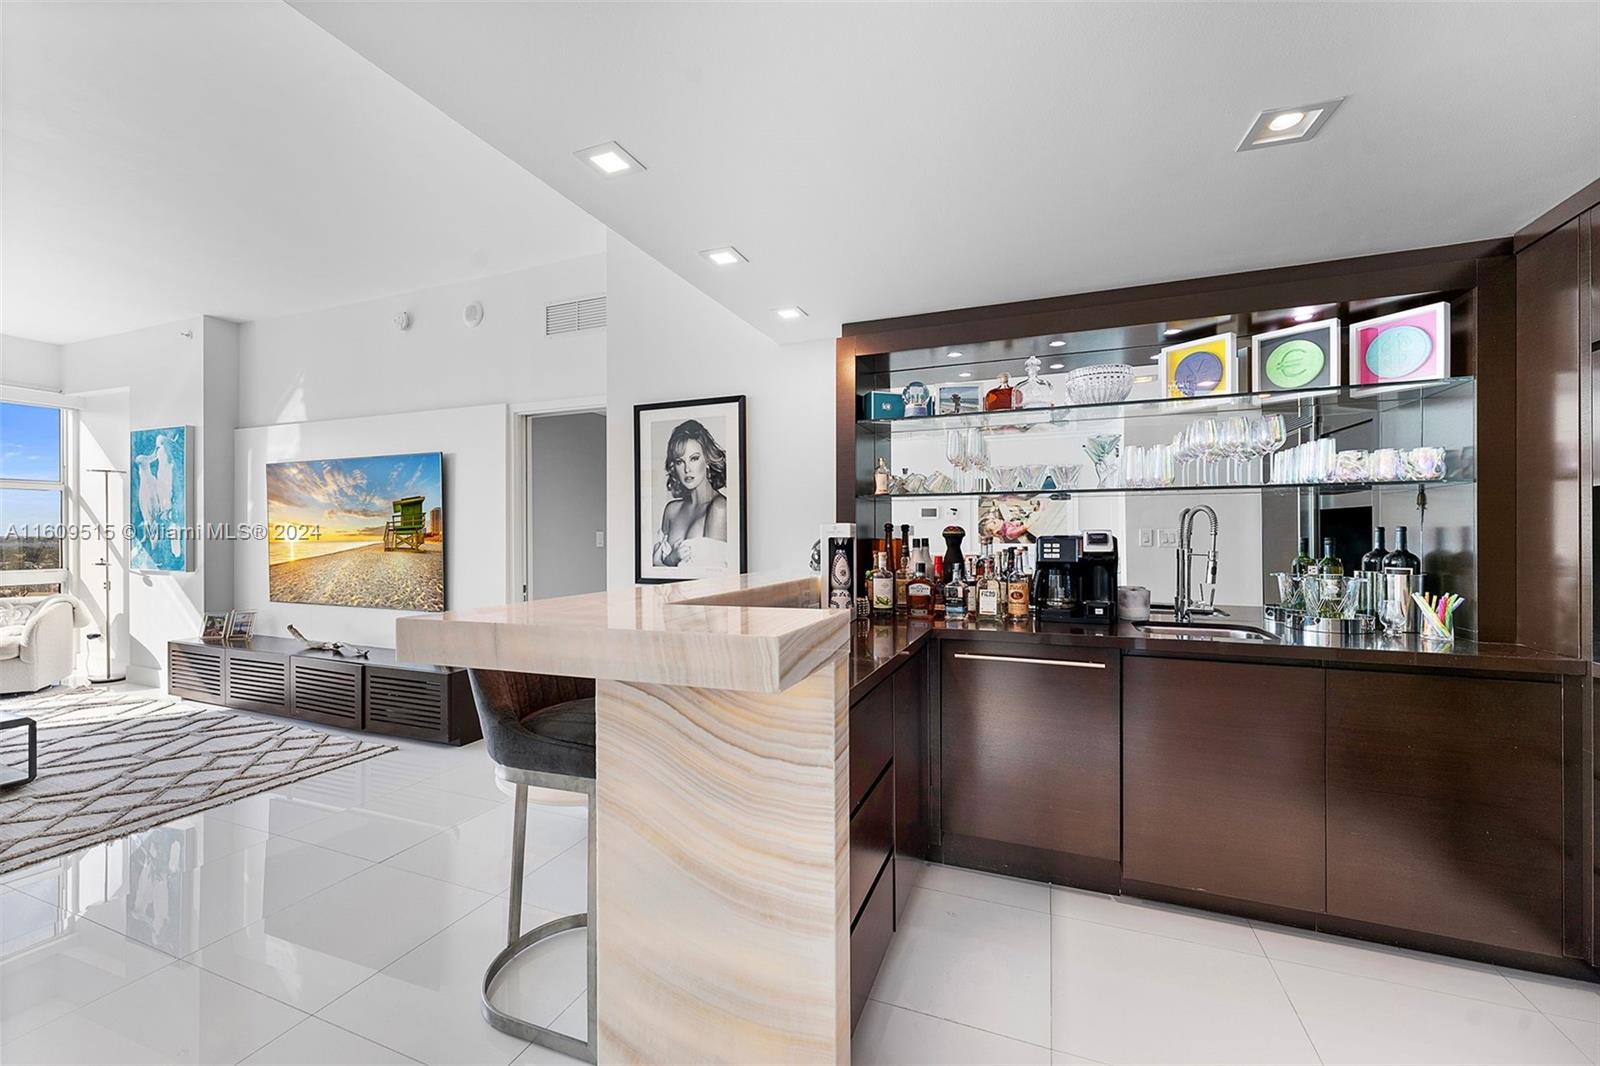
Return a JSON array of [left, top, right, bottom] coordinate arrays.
[[225, 610, 256, 642], [937, 383, 981, 414], [1061, 363, 1134, 405], [129, 425, 192, 572], [199, 612, 229, 642], [1158, 332, 1237, 398], [1252, 319, 1341, 392], [266, 452, 445, 612], [900, 380, 933, 417], [1349, 302, 1450, 385], [634, 395, 747, 583], [286, 622, 369, 658]]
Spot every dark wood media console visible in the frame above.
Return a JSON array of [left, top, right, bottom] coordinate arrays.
[[167, 635, 480, 745]]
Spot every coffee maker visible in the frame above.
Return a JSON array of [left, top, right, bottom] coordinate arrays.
[[1032, 532, 1119, 625]]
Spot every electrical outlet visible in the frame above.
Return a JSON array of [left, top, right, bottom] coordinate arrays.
[[1158, 529, 1178, 547], [1138, 528, 1155, 548]]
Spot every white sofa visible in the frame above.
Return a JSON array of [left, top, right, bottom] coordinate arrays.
[[0, 595, 82, 695]]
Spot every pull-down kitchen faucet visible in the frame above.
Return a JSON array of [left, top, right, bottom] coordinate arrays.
[[1174, 505, 1219, 623]]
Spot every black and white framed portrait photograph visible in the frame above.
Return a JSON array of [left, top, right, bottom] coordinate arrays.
[[634, 395, 747, 584]]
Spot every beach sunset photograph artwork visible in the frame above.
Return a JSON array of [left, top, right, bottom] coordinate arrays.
[[266, 452, 445, 611]]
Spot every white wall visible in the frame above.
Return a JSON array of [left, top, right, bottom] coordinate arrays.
[[237, 255, 605, 426], [1, 335, 63, 390], [234, 404, 511, 648], [528, 412, 606, 598], [60, 315, 237, 685], [604, 233, 834, 588]]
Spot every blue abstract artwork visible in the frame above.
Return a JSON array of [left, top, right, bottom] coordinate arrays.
[[129, 425, 190, 571]]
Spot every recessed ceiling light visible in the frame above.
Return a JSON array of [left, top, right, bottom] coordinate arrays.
[[1238, 98, 1344, 152], [774, 306, 807, 321], [946, 351, 964, 359], [1048, 340, 1066, 348], [576, 140, 645, 177], [1134, 373, 1157, 384], [958, 371, 973, 378], [1292, 306, 1318, 322], [1163, 327, 1181, 337], [700, 246, 747, 267], [1150, 354, 1162, 362], [1049, 363, 1065, 370]]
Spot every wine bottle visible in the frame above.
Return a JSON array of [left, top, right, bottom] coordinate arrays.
[[1383, 525, 1421, 574], [1360, 527, 1387, 572], [1291, 537, 1315, 577], [1316, 536, 1344, 577]]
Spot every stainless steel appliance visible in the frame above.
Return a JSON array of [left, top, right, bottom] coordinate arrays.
[[1033, 532, 1118, 625]]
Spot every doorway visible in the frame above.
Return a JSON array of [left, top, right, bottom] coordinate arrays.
[[519, 410, 607, 600]]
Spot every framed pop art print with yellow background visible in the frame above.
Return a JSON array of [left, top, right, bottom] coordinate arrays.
[[1159, 332, 1237, 398], [1252, 319, 1341, 394]]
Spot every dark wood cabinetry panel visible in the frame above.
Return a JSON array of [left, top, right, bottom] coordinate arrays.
[[940, 642, 1120, 883], [850, 676, 894, 814], [1516, 218, 1588, 658], [225, 648, 290, 715], [1327, 669, 1565, 956], [893, 646, 929, 917], [850, 773, 893, 924], [849, 858, 893, 1033], [1123, 657, 1326, 913]]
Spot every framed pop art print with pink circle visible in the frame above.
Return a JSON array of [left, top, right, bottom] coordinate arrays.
[[1348, 302, 1451, 386]]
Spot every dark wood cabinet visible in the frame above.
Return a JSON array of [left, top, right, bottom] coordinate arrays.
[[850, 676, 894, 813], [849, 767, 893, 923], [1327, 668, 1566, 956], [1123, 657, 1326, 912], [892, 646, 928, 917], [940, 641, 1120, 885]]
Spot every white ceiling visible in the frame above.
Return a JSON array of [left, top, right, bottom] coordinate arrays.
[[293, 1, 1600, 344], [1, 1, 603, 345]]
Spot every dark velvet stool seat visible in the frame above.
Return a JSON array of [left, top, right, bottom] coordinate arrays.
[[468, 669, 597, 1063]]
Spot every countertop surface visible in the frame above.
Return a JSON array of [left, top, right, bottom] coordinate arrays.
[[395, 571, 850, 693], [849, 606, 1585, 699]]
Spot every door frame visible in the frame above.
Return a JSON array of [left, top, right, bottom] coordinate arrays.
[[510, 397, 606, 602]]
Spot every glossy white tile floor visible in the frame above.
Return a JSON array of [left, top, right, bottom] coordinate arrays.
[[1, 691, 1597, 1065]]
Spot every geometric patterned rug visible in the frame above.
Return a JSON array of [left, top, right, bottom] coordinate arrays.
[[0, 688, 392, 875]]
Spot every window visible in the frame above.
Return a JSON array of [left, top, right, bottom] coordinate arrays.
[[0, 401, 67, 594]]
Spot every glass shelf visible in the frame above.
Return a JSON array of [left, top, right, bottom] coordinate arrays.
[[858, 376, 1474, 436], [857, 478, 1469, 501]]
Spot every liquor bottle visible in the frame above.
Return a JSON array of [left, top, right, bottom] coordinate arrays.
[[944, 562, 968, 620], [1383, 525, 1421, 574], [870, 551, 894, 616], [908, 564, 934, 618], [978, 551, 1003, 619], [894, 552, 910, 614], [1006, 547, 1032, 621], [1316, 536, 1344, 577], [1014, 354, 1055, 409], [883, 523, 898, 573], [1291, 537, 1315, 577], [965, 555, 980, 616], [1360, 527, 1387, 572], [983, 372, 1015, 412], [931, 556, 946, 618]]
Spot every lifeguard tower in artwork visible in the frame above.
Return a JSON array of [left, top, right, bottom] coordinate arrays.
[[384, 495, 427, 551]]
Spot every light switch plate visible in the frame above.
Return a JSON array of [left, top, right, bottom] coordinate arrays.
[[1158, 529, 1178, 547], [594, 531, 605, 548], [1138, 529, 1155, 548]]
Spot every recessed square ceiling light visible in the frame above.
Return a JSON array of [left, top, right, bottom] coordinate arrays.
[[774, 306, 807, 321], [1049, 362, 1065, 370], [576, 141, 645, 177], [1048, 340, 1067, 348], [946, 350, 964, 358], [1237, 98, 1344, 152], [700, 246, 747, 267]]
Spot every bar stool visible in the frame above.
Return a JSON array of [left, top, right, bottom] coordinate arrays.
[[468, 669, 597, 1063]]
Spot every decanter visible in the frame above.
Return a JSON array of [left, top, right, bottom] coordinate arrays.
[[1014, 354, 1055, 409], [983, 373, 1015, 412]]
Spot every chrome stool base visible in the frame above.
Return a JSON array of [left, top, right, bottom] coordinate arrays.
[[483, 771, 596, 1063]]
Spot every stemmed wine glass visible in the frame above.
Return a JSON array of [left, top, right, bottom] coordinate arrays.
[[965, 427, 989, 492], [946, 430, 968, 492]]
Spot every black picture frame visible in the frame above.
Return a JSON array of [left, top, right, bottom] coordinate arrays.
[[634, 395, 748, 584]]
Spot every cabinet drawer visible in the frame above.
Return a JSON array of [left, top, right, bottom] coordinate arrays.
[[1327, 670, 1564, 956], [850, 676, 894, 814], [225, 651, 290, 715], [1124, 657, 1325, 912], [365, 667, 449, 742], [168, 643, 225, 703], [850, 768, 893, 924], [290, 658, 363, 728], [941, 642, 1120, 875], [849, 854, 894, 1033]]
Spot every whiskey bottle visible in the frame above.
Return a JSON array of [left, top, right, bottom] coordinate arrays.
[[983, 373, 1015, 412], [931, 556, 946, 618], [908, 563, 934, 618], [964, 555, 980, 616], [978, 551, 1003, 619], [895, 547, 911, 613], [1006, 547, 1032, 621], [944, 562, 968, 620], [870, 551, 894, 616]]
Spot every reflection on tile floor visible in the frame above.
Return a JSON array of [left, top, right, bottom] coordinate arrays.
[[2, 689, 1597, 1064]]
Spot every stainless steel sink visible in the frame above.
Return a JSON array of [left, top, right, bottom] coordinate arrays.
[[1135, 622, 1279, 642]]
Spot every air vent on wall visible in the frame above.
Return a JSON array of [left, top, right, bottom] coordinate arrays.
[[546, 294, 606, 336]]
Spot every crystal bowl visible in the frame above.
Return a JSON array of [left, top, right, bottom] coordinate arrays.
[[1062, 364, 1135, 405]]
